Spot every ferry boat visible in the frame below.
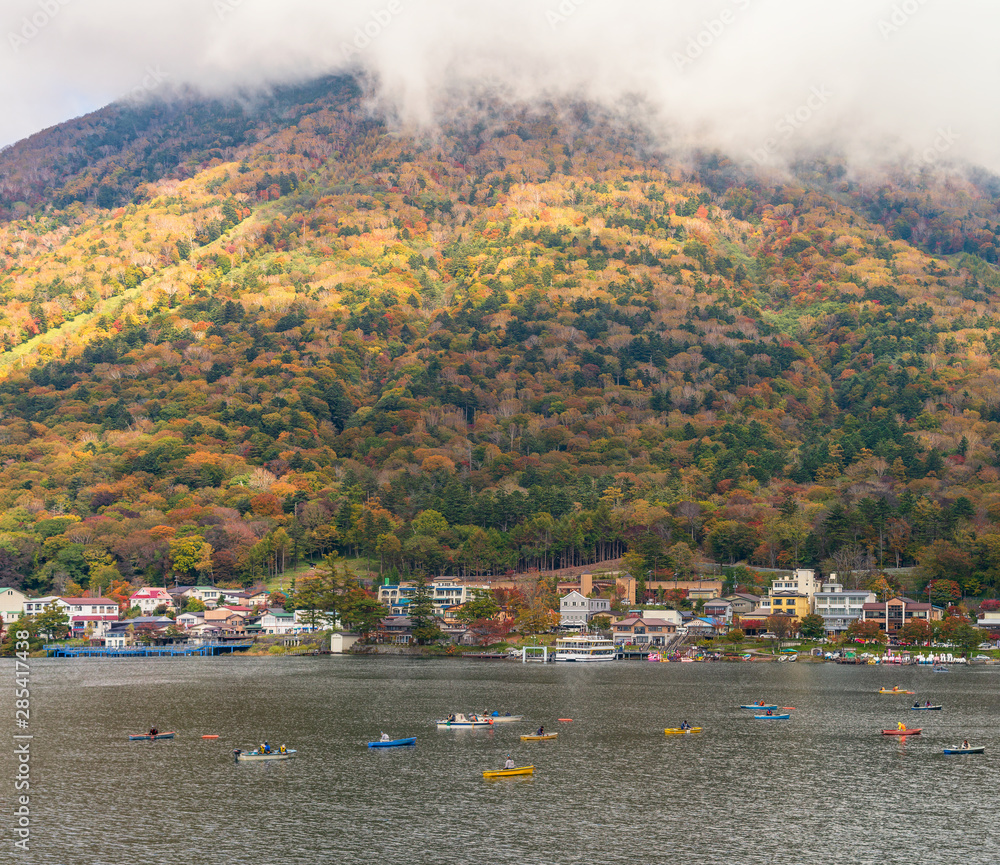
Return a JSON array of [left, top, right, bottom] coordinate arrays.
[[553, 635, 617, 662]]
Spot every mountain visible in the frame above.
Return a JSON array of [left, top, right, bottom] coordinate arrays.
[[0, 74, 999, 604]]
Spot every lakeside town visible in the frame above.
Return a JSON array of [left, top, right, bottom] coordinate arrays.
[[4, 565, 997, 661]]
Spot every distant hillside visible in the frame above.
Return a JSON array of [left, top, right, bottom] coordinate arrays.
[[0, 75, 998, 607]]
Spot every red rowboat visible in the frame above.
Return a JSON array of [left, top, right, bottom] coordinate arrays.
[[881, 728, 921, 736]]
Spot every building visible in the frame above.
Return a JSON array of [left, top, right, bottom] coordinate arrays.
[[770, 569, 821, 600], [768, 591, 811, 623], [23, 596, 62, 616], [378, 578, 494, 615], [813, 581, 876, 635], [259, 608, 296, 634], [702, 598, 734, 624], [723, 592, 763, 616], [611, 616, 678, 646], [0, 588, 28, 624], [128, 588, 175, 616], [378, 615, 415, 644], [559, 590, 612, 628], [861, 596, 943, 634]]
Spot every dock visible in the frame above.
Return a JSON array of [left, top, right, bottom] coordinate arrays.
[[44, 640, 254, 658]]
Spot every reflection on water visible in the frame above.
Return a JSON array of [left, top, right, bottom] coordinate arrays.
[[5, 656, 1000, 865]]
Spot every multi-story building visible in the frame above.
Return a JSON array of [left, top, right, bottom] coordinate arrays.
[[378, 578, 493, 614], [559, 590, 612, 628], [813, 580, 875, 635], [861, 596, 943, 634]]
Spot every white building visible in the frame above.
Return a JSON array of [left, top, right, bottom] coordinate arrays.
[[769, 568, 821, 602], [559, 590, 612, 628], [128, 588, 175, 615], [0, 588, 28, 624], [378, 579, 494, 614], [259, 608, 297, 634], [813, 579, 876, 635]]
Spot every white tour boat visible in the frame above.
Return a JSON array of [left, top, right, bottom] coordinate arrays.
[[553, 635, 617, 662], [435, 713, 495, 728]]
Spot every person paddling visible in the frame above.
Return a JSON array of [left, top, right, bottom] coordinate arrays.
[[149, 727, 158, 738], [962, 740, 970, 749], [536, 725, 545, 736], [504, 755, 515, 770], [897, 721, 906, 731]]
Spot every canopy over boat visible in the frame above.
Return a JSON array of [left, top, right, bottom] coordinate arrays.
[[483, 765, 534, 778], [368, 737, 416, 748], [128, 732, 175, 740], [233, 748, 296, 761]]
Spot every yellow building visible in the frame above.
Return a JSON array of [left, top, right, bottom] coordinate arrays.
[[767, 591, 811, 623]]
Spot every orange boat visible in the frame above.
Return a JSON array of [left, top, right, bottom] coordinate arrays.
[[881, 728, 921, 735]]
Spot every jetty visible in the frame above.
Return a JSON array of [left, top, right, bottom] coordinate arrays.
[[44, 640, 254, 658]]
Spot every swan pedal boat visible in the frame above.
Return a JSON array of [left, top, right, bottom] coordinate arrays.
[[740, 705, 778, 710], [368, 737, 416, 748], [520, 733, 558, 740], [878, 688, 915, 694], [664, 727, 702, 735], [754, 714, 790, 720], [483, 765, 534, 778], [234, 748, 296, 761], [129, 732, 175, 740], [910, 705, 943, 710], [436, 713, 494, 728], [944, 746, 984, 754], [881, 728, 921, 735]]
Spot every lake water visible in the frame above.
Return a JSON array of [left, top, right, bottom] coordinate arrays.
[[4, 656, 1000, 865]]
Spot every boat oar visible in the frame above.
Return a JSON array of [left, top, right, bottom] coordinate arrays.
[[781, 707, 796, 711]]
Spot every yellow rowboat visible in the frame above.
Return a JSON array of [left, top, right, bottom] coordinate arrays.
[[664, 727, 702, 735], [483, 765, 534, 778], [520, 733, 558, 741], [878, 689, 915, 694]]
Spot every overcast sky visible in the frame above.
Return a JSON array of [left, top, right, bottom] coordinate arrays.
[[2, 0, 998, 171]]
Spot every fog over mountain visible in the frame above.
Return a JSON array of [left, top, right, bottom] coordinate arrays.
[[2, 0, 997, 170]]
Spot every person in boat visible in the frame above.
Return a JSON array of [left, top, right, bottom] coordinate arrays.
[[897, 721, 906, 731], [926, 700, 931, 707], [380, 732, 390, 742], [279, 744, 287, 753], [447, 713, 456, 723], [149, 727, 158, 738], [962, 740, 970, 749], [504, 755, 515, 770], [263, 741, 271, 754], [536, 725, 545, 736], [913, 701, 920, 708], [680, 720, 691, 730], [758, 700, 765, 706], [766, 710, 773, 716]]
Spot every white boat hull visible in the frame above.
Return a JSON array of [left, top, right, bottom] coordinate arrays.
[[553, 652, 616, 661]]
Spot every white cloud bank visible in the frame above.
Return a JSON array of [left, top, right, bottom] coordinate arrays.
[[1, 0, 997, 170]]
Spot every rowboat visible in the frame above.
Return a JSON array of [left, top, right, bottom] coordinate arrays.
[[944, 746, 984, 755], [754, 714, 790, 720], [880, 728, 921, 736], [878, 688, 915, 694], [932, 666, 950, 673], [436, 713, 494, 728], [233, 748, 296, 761], [128, 732, 175, 740], [368, 737, 416, 748], [483, 714, 523, 723], [520, 733, 558, 741], [664, 727, 702, 735], [483, 765, 534, 778], [910, 705, 943, 711], [740, 705, 778, 710]]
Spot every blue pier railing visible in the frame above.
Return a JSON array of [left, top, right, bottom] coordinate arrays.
[[43, 640, 255, 658]]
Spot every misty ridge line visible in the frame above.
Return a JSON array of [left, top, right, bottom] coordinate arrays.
[[0, 0, 994, 173]]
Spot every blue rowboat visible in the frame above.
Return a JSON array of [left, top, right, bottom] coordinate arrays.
[[943, 746, 984, 755], [910, 705, 943, 710], [740, 705, 778, 710], [129, 732, 175, 740], [368, 737, 416, 748], [754, 714, 790, 720]]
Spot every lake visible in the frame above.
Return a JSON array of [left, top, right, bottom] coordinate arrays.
[[5, 656, 999, 865]]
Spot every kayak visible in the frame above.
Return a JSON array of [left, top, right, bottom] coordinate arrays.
[[881, 728, 921, 735], [129, 732, 175, 740], [910, 705, 943, 711], [944, 746, 984, 754], [234, 748, 296, 761], [878, 689, 915, 694], [520, 733, 558, 741], [664, 727, 702, 735], [368, 737, 416, 748], [483, 765, 534, 778], [754, 714, 790, 720], [202, 735, 220, 739], [740, 705, 778, 710]]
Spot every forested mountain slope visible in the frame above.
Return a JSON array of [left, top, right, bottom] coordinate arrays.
[[1, 75, 999, 601]]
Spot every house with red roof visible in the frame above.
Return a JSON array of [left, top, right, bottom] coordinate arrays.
[[128, 587, 175, 615]]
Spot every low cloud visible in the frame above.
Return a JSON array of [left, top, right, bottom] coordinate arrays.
[[1, 0, 997, 171]]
